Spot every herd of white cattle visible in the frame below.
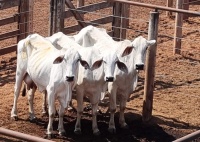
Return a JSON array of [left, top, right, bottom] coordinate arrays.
[[10, 25, 156, 137]]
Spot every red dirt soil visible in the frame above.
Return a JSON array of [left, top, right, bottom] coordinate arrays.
[[0, 0, 199, 142]]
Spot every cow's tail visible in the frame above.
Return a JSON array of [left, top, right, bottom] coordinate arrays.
[[22, 83, 26, 97]]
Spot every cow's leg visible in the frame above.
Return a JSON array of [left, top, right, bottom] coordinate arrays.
[[27, 85, 37, 121], [108, 84, 117, 134], [46, 89, 56, 138], [74, 88, 84, 135], [91, 97, 100, 136], [11, 71, 25, 120], [42, 90, 48, 115], [119, 94, 128, 129], [57, 96, 66, 136]]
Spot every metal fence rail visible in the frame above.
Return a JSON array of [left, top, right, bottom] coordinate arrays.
[[0, 127, 55, 142]]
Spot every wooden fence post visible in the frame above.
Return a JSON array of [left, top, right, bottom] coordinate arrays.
[[121, 3, 130, 40], [26, 0, 33, 36], [55, 0, 65, 33], [166, 0, 173, 17], [49, 0, 54, 36], [174, 0, 183, 54], [183, 0, 189, 20], [142, 10, 159, 122], [17, 0, 26, 42], [112, 2, 122, 41], [49, 0, 65, 34]]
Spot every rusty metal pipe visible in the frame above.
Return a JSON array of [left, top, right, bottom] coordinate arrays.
[[107, 0, 200, 16], [173, 130, 200, 142], [0, 127, 55, 142]]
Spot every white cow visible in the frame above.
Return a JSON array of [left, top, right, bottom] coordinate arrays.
[[73, 25, 156, 133], [48, 30, 133, 135], [107, 36, 156, 133], [11, 33, 91, 137]]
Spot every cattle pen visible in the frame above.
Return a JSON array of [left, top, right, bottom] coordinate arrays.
[[0, 0, 200, 142]]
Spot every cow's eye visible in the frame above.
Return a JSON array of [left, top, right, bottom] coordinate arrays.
[[103, 60, 106, 64]]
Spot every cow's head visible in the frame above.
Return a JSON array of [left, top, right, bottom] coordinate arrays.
[[130, 36, 156, 70], [53, 48, 89, 82], [100, 45, 133, 82]]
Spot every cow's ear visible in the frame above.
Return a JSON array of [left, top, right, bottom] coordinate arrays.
[[91, 59, 103, 71], [117, 61, 128, 73], [53, 55, 64, 64], [80, 60, 90, 70], [147, 40, 156, 46], [121, 46, 133, 57]]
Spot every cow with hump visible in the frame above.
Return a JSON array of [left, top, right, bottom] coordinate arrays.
[[49, 27, 133, 135], [73, 25, 156, 134], [10, 33, 91, 137]]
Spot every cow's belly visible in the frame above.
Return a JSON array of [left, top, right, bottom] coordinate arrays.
[[27, 56, 54, 92]]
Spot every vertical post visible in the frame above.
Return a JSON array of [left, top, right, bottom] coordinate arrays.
[[121, 3, 130, 40], [17, 0, 26, 42], [55, 0, 65, 33], [112, 2, 122, 41], [183, 0, 189, 20], [26, 0, 33, 36], [166, 0, 173, 17], [50, 0, 65, 34], [49, 0, 54, 36], [142, 10, 159, 122], [174, 0, 183, 54], [77, 0, 84, 28]]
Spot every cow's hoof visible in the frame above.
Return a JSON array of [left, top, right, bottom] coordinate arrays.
[[121, 124, 129, 129], [93, 130, 101, 136], [11, 116, 18, 121], [74, 129, 82, 135], [59, 131, 66, 136], [47, 134, 54, 139], [108, 128, 116, 134]]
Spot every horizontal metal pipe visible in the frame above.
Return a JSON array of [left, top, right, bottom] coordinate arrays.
[[173, 130, 200, 142], [0, 127, 55, 142], [107, 0, 200, 16]]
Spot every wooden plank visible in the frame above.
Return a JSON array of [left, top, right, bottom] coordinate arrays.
[[0, 14, 19, 26], [55, 0, 65, 32], [65, 0, 86, 28], [0, 30, 19, 41], [64, 16, 113, 34], [0, 44, 17, 55], [173, 0, 183, 54], [0, 0, 20, 10], [64, 2, 112, 18]]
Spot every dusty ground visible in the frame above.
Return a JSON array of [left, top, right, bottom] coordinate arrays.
[[0, 0, 200, 142]]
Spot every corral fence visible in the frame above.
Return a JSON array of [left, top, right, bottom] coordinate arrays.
[[0, 0, 199, 141], [0, 0, 33, 56]]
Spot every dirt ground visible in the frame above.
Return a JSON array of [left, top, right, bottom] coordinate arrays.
[[0, 0, 200, 142]]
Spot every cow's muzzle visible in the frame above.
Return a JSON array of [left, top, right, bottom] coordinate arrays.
[[106, 77, 114, 82], [66, 76, 74, 82], [136, 64, 144, 70]]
